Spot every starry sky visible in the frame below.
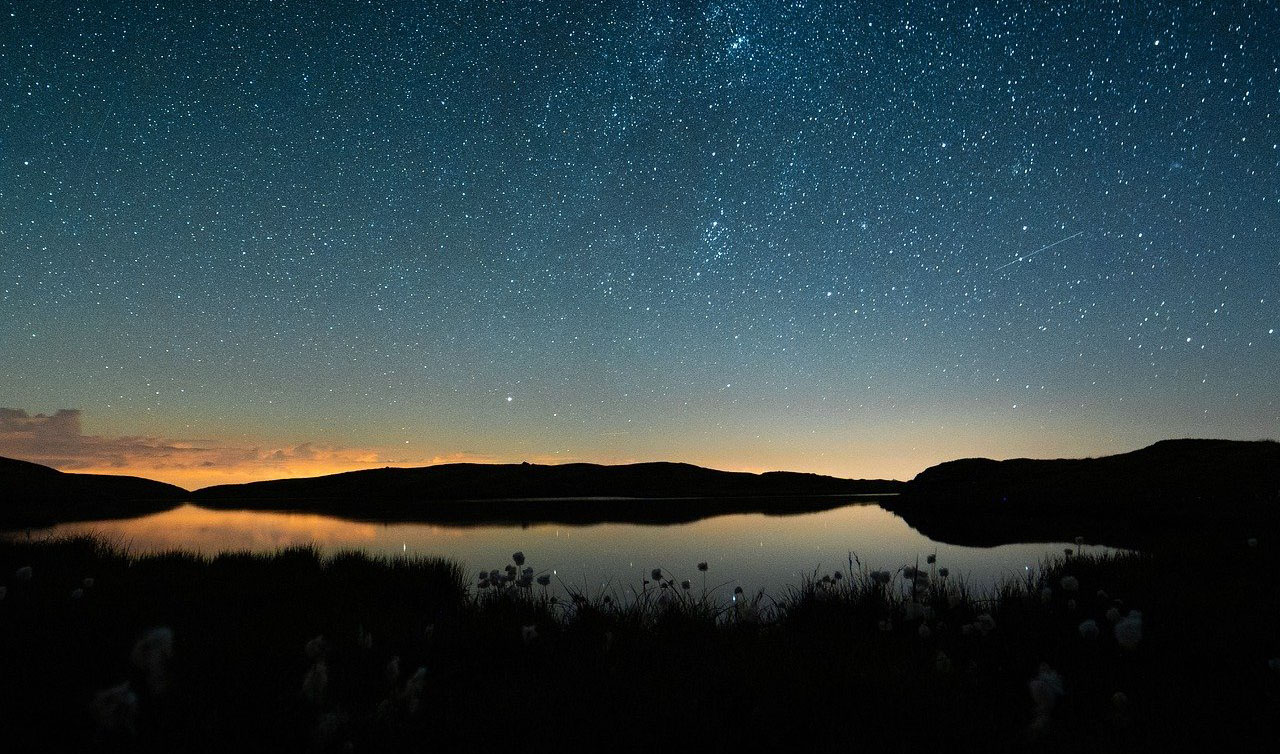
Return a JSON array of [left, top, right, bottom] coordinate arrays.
[[2, 0, 1277, 488]]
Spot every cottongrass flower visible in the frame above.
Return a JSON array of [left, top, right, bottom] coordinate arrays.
[[1078, 619, 1100, 640], [1096, 589, 1108, 601], [1028, 663, 1064, 735], [697, 562, 708, 572], [385, 656, 401, 683], [131, 626, 174, 695], [512, 552, 525, 566], [1247, 537, 1258, 548], [83, 577, 95, 589], [1059, 575, 1079, 592], [935, 651, 953, 674], [833, 570, 843, 581], [70, 588, 84, 600], [961, 623, 976, 637], [1040, 587, 1053, 603], [903, 602, 922, 621], [401, 667, 428, 714], [305, 635, 326, 660], [651, 568, 664, 581], [521, 624, 538, 644], [680, 579, 691, 590], [926, 553, 937, 565], [357, 625, 374, 650], [1111, 691, 1129, 712], [1067, 599, 1077, 612], [975, 613, 996, 636], [1074, 536, 1085, 547], [870, 570, 892, 585], [90, 681, 138, 736], [1267, 658, 1280, 672], [1105, 606, 1122, 623], [1114, 610, 1143, 650], [536, 574, 551, 587], [15, 565, 32, 582], [917, 624, 932, 640], [938, 567, 949, 578], [877, 619, 893, 633], [1064, 548, 1074, 557], [302, 660, 328, 705]]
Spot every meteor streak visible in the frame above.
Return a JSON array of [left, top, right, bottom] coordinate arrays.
[[994, 230, 1085, 272]]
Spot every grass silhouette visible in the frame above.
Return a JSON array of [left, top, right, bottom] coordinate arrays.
[[1, 534, 1278, 752]]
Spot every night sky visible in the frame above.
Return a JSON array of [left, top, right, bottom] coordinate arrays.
[[2, 0, 1277, 488]]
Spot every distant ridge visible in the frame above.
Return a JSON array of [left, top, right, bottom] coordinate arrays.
[[885, 439, 1280, 548], [192, 460, 900, 503], [0, 455, 186, 527]]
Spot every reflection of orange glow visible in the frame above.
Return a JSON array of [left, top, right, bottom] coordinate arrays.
[[54, 504, 382, 552]]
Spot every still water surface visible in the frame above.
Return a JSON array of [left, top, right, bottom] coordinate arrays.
[[29, 501, 1101, 595]]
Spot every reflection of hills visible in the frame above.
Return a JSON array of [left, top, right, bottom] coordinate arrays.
[[0, 455, 186, 527], [884, 439, 1280, 549], [191, 462, 904, 524]]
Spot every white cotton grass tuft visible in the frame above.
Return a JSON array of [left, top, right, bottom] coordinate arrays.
[[680, 579, 691, 590], [512, 552, 525, 566], [934, 651, 953, 674], [385, 656, 400, 684], [130, 626, 174, 694], [974, 613, 996, 636], [536, 574, 551, 586], [83, 577, 95, 588], [1106, 607, 1122, 623], [651, 568, 664, 581], [877, 619, 893, 633], [1114, 610, 1143, 650], [70, 587, 84, 600], [302, 659, 328, 705], [1267, 658, 1280, 672], [1247, 537, 1258, 548], [90, 681, 138, 736], [1059, 575, 1079, 592], [1028, 663, 1065, 736], [917, 623, 932, 640], [521, 624, 539, 644], [305, 635, 327, 661], [1040, 587, 1053, 603], [1077, 619, 1100, 640]]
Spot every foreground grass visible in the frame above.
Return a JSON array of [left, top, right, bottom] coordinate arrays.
[[1, 535, 1278, 752]]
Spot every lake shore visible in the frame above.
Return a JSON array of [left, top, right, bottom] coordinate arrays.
[[2, 534, 1277, 751]]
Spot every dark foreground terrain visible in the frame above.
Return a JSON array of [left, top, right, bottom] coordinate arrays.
[[2, 534, 1278, 752]]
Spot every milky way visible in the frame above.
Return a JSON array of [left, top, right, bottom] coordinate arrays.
[[2, 1, 1277, 483]]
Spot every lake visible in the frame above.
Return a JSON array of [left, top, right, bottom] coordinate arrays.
[[17, 499, 1105, 596]]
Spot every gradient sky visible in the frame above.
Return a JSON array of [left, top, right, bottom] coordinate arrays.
[[2, 0, 1277, 489]]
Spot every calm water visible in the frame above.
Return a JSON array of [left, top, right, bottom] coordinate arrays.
[[23, 501, 1104, 596]]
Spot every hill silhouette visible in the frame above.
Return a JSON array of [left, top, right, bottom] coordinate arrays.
[[884, 439, 1280, 549], [0, 456, 186, 527], [191, 461, 903, 524]]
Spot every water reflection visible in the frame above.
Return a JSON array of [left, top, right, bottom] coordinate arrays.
[[28, 503, 1103, 595]]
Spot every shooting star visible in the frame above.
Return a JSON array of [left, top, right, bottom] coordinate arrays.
[[993, 230, 1085, 272]]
